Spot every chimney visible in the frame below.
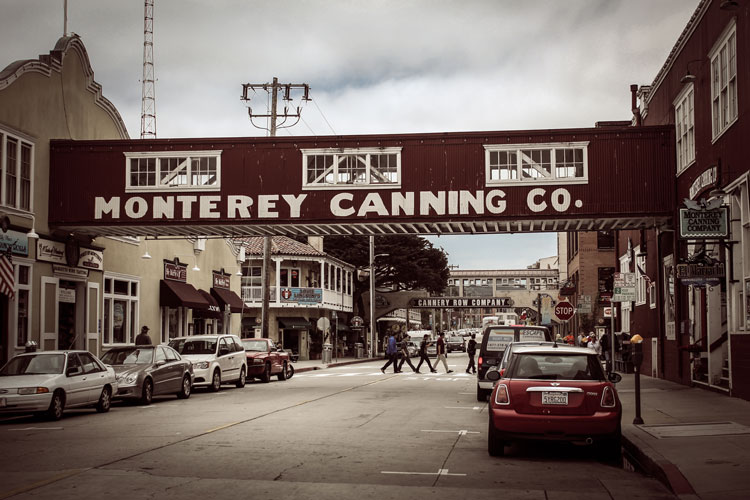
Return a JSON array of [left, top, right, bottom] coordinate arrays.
[[630, 84, 642, 126], [308, 236, 324, 253]]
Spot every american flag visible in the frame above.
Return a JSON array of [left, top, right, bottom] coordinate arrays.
[[0, 250, 14, 299], [636, 262, 652, 286]]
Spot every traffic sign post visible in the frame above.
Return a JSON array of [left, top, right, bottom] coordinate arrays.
[[554, 301, 575, 321]]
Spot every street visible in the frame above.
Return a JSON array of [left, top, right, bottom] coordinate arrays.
[[0, 353, 674, 500]]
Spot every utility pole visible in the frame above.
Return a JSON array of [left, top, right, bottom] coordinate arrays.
[[141, 0, 156, 139], [240, 79, 310, 338]]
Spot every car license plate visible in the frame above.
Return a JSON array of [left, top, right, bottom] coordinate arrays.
[[541, 391, 568, 405]]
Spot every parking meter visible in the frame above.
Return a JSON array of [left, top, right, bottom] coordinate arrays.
[[631, 341, 643, 367], [630, 335, 644, 424]]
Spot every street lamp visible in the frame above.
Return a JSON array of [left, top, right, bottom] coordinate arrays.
[[368, 235, 390, 358]]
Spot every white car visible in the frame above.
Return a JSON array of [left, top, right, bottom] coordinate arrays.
[[168, 334, 247, 391], [0, 350, 118, 420]]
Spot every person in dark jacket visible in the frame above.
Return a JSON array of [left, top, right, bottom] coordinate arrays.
[[397, 331, 418, 373], [465, 333, 477, 374], [135, 326, 152, 345], [415, 334, 437, 373], [381, 332, 399, 373]]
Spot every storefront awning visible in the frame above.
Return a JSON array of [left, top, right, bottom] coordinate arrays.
[[278, 317, 311, 330], [160, 280, 209, 309], [211, 287, 245, 313], [195, 289, 222, 319]]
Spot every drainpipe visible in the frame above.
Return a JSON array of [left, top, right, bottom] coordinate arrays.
[[630, 84, 642, 126]]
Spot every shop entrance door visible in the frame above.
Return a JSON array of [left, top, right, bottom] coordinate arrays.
[[58, 280, 78, 350]]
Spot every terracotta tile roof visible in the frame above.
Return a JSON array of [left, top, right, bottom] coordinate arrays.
[[234, 236, 325, 257]]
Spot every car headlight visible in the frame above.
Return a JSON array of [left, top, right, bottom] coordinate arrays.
[[18, 387, 49, 395], [194, 361, 210, 369], [253, 358, 264, 364], [117, 373, 139, 385]]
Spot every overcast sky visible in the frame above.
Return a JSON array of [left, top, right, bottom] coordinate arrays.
[[1, 0, 698, 269]]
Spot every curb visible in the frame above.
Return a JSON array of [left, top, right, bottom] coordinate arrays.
[[294, 357, 378, 374], [622, 428, 698, 499]]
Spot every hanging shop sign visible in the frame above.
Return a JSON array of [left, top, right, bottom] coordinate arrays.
[[676, 262, 725, 286], [679, 202, 728, 239], [408, 297, 514, 308], [0, 230, 30, 256], [37, 238, 66, 264], [78, 248, 103, 270], [164, 259, 188, 282], [213, 271, 231, 289]]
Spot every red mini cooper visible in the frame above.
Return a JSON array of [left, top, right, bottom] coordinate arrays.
[[486, 345, 622, 460]]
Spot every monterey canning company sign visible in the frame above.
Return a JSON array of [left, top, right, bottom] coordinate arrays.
[[48, 126, 674, 237]]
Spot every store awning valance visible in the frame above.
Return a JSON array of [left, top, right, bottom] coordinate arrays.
[[278, 317, 311, 330], [211, 287, 245, 313], [195, 289, 222, 319], [160, 280, 209, 309]]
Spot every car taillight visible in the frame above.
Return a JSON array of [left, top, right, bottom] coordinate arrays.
[[478, 356, 483, 369], [601, 386, 616, 408], [494, 384, 510, 405]]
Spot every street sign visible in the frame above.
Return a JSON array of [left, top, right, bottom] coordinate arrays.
[[554, 301, 575, 321], [350, 315, 364, 328], [316, 317, 330, 331], [612, 272, 636, 302]]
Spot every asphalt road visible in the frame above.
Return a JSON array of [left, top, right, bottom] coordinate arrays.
[[0, 354, 675, 499]]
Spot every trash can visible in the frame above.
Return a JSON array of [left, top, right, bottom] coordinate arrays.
[[322, 343, 332, 363], [354, 342, 364, 359]]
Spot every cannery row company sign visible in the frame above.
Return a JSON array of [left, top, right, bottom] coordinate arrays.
[[48, 126, 675, 237], [409, 297, 514, 308]]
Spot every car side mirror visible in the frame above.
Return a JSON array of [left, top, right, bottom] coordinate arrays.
[[608, 372, 623, 384], [486, 369, 501, 381]]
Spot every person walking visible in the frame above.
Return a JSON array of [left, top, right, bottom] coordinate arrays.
[[415, 334, 437, 373], [135, 326, 152, 345], [381, 331, 399, 373], [435, 331, 453, 373], [465, 333, 477, 374], [397, 331, 418, 373]]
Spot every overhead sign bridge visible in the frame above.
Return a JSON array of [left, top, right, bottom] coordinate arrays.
[[49, 126, 675, 238]]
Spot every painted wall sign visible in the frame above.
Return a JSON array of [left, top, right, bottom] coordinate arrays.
[[280, 287, 322, 304], [53, 264, 89, 279], [37, 239, 66, 264], [679, 207, 728, 239], [0, 230, 29, 256], [78, 248, 103, 270], [689, 166, 718, 200], [409, 297, 513, 308]]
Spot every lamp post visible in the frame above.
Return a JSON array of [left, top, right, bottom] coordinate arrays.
[[368, 236, 390, 359]]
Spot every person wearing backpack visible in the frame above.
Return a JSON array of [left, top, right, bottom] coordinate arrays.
[[465, 333, 477, 374]]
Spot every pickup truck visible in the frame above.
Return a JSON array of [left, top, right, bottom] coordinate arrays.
[[240, 338, 294, 382]]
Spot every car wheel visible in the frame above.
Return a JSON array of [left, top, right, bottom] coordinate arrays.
[[45, 390, 65, 421], [285, 363, 294, 380], [477, 386, 490, 402], [96, 386, 112, 413], [235, 366, 246, 388], [260, 363, 271, 383], [141, 379, 153, 405], [209, 369, 222, 392], [177, 374, 192, 399], [277, 362, 288, 381], [488, 414, 505, 457]]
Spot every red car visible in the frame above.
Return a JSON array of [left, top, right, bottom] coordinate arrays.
[[241, 338, 294, 383], [487, 345, 622, 460]]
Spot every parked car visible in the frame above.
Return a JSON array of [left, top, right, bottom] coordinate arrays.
[[101, 345, 194, 404], [405, 341, 419, 357], [447, 335, 465, 353], [477, 325, 552, 401], [241, 338, 294, 382], [168, 334, 246, 391], [486, 345, 622, 460], [0, 350, 117, 420], [426, 341, 437, 357]]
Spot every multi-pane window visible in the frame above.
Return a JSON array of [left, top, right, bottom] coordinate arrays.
[[302, 148, 402, 188], [103, 275, 140, 345], [636, 250, 647, 306], [674, 85, 695, 174], [125, 151, 221, 191], [485, 143, 588, 185], [280, 268, 300, 287], [14, 263, 32, 348], [710, 20, 737, 140], [0, 127, 33, 211]]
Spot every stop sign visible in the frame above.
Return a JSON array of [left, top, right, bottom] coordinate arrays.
[[554, 301, 575, 321]]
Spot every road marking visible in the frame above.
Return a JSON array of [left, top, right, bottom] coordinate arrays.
[[381, 468, 466, 477], [444, 406, 482, 410], [0, 468, 88, 500], [205, 421, 242, 434], [7, 427, 64, 431], [421, 429, 480, 436], [137, 405, 157, 409]]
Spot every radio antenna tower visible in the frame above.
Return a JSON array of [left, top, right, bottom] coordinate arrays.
[[140, 0, 156, 139]]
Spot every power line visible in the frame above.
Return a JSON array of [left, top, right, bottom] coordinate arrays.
[[312, 98, 337, 135]]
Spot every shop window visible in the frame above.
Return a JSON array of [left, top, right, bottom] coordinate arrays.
[[597, 231, 614, 249], [485, 142, 588, 185], [280, 268, 301, 287], [103, 275, 140, 345], [302, 148, 401, 189], [0, 127, 33, 212], [710, 20, 737, 140]]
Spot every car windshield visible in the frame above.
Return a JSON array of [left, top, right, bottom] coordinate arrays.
[[0, 354, 65, 375], [169, 338, 217, 355], [509, 353, 604, 381], [242, 340, 268, 352], [101, 348, 154, 365]]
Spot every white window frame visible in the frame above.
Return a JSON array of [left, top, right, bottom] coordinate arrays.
[[301, 147, 402, 190], [635, 247, 647, 307], [124, 151, 222, 192], [484, 142, 589, 186], [0, 125, 34, 212], [619, 254, 631, 313], [674, 83, 695, 175], [10, 258, 33, 350], [103, 273, 141, 346], [709, 19, 738, 142]]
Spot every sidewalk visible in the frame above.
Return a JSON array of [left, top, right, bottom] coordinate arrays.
[[618, 374, 750, 499], [292, 357, 750, 498]]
